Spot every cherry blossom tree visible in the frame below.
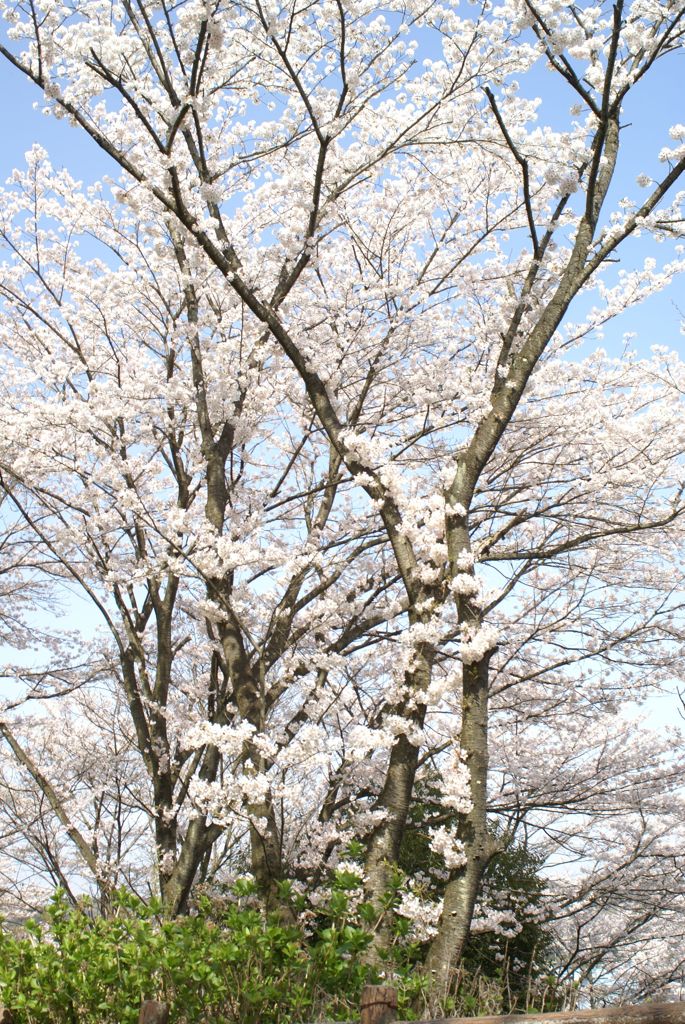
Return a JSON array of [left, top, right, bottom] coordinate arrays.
[[1, 0, 685, 999], [0, 147, 402, 916]]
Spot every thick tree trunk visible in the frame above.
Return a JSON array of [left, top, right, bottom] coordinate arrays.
[[362, 726, 425, 962], [424, 650, 495, 1002], [363, 645, 434, 958], [217, 623, 288, 902], [162, 816, 221, 915], [364, 728, 424, 893], [364, 660, 432, 876], [248, 807, 288, 910]]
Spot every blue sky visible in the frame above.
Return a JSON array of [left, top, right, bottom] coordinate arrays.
[[0, 59, 111, 183]]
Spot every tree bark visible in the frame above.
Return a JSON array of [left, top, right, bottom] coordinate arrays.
[[363, 640, 434, 952], [424, 649, 495, 1001]]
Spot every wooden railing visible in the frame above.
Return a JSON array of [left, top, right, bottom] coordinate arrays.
[[3, 984, 685, 1024], [351, 988, 685, 1024]]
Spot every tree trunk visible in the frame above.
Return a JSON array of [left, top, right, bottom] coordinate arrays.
[[364, 727, 424, 890], [162, 816, 221, 916], [363, 644, 434, 958], [424, 649, 495, 1002]]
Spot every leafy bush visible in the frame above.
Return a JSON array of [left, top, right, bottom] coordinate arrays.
[[0, 877, 428, 1024], [0, 888, 314, 1023], [0, 858, 569, 1023]]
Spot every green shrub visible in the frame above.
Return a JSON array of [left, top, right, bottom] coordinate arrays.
[[0, 865, 567, 1023], [0, 888, 317, 1023], [0, 880, 416, 1024]]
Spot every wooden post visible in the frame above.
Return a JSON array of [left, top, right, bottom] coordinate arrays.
[[0, 1007, 15, 1023], [360, 984, 398, 1024], [139, 1000, 170, 1024]]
